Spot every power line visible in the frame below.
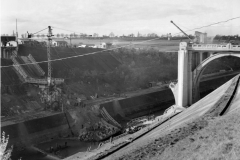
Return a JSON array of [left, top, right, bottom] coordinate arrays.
[[172, 16, 240, 36], [54, 16, 240, 37], [0, 37, 159, 68], [2, 16, 240, 69], [52, 26, 82, 35]]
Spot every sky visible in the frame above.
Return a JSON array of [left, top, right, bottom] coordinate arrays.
[[1, 0, 240, 37]]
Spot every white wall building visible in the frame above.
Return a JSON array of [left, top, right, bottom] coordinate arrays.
[[51, 40, 58, 46], [77, 44, 87, 48], [98, 42, 106, 49]]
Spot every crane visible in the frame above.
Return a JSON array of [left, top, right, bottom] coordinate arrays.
[[170, 20, 193, 42], [46, 26, 54, 107], [47, 26, 53, 87], [37, 26, 63, 111]]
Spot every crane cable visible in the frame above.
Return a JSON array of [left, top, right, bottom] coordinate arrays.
[[32, 28, 48, 35], [1, 16, 240, 69], [52, 16, 240, 37], [172, 16, 240, 36]]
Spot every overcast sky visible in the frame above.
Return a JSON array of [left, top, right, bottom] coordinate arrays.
[[1, 0, 240, 37]]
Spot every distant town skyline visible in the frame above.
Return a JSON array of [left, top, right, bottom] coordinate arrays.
[[1, 0, 240, 37]]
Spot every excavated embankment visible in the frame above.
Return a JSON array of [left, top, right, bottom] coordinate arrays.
[[1, 75, 236, 148], [17, 45, 122, 78]]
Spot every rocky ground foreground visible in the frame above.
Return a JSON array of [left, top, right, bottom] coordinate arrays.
[[115, 107, 240, 160]]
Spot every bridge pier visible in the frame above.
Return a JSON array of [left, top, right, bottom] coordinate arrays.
[[177, 42, 190, 107], [172, 42, 240, 108], [199, 52, 203, 62]]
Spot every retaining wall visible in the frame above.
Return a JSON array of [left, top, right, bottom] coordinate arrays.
[[100, 89, 175, 126], [1, 112, 75, 149]]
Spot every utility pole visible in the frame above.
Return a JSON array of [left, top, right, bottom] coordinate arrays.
[[16, 19, 18, 41]]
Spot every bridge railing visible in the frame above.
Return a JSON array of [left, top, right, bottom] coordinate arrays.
[[232, 45, 240, 51], [188, 43, 240, 51]]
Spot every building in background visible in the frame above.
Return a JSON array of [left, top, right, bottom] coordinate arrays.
[[98, 42, 106, 49], [194, 31, 207, 43], [51, 40, 57, 46], [55, 40, 68, 47], [1, 35, 17, 59]]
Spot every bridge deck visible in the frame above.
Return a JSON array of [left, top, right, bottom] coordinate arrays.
[[188, 43, 240, 51]]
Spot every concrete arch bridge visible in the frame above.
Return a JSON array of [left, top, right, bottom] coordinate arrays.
[[170, 42, 240, 107]]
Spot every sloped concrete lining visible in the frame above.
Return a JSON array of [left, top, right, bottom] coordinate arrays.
[[104, 74, 240, 159], [168, 74, 239, 131], [100, 89, 175, 126], [1, 112, 75, 149], [223, 75, 240, 115]]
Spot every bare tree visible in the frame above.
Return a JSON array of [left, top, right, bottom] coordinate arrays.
[[137, 32, 141, 37], [73, 33, 77, 38], [128, 33, 134, 37], [0, 132, 13, 160], [147, 33, 158, 37], [109, 32, 115, 38], [93, 33, 98, 37]]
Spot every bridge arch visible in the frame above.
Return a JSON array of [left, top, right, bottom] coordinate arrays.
[[192, 52, 240, 103]]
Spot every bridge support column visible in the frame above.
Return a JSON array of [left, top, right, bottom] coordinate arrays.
[[3, 50, 6, 58], [199, 52, 203, 62], [177, 42, 189, 107]]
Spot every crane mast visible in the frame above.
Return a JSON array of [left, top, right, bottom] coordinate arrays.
[[47, 26, 53, 86], [46, 26, 54, 107], [40, 26, 62, 111]]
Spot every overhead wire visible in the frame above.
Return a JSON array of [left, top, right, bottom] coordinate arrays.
[[32, 28, 48, 35], [0, 37, 160, 68], [53, 16, 240, 37], [52, 26, 83, 35], [172, 16, 240, 36], [1, 16, 240, 69]]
